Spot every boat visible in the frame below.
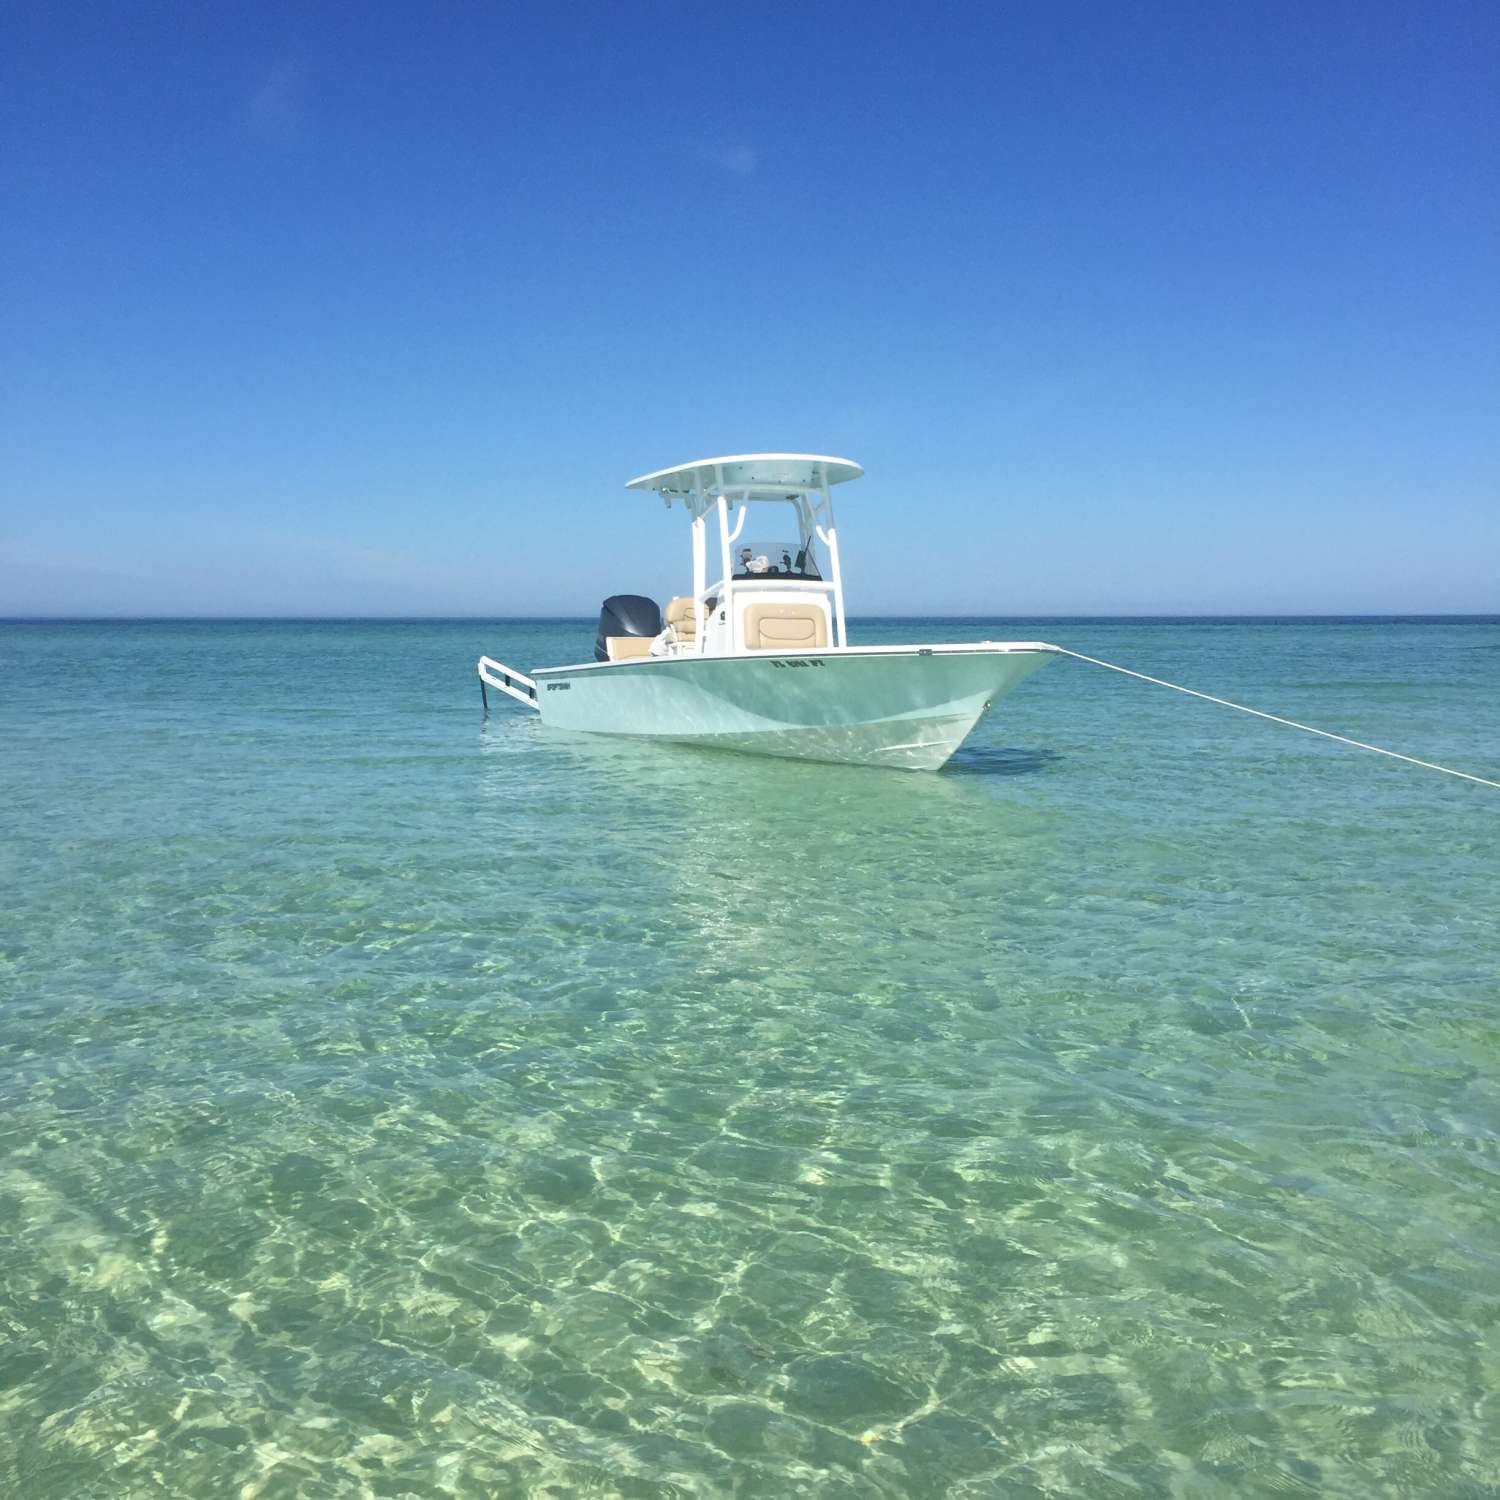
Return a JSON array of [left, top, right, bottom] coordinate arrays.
[[477, 454, 1057, 771]]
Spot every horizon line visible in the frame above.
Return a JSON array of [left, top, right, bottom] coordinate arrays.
[[4, 613, 1498, 624]]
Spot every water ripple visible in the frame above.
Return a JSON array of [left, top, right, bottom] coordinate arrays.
[[2, 617, 1498, 1496]]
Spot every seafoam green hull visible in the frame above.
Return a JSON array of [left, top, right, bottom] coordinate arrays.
[[530, 645, 1056, 770]]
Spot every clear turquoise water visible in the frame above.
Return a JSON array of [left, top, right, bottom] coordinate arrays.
[[2, 617, 1498, 1499]]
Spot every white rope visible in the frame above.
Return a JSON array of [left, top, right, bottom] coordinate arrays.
[[1052, 646, 1500, 791]]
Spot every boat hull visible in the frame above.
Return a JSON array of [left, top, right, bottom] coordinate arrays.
[[530, 645, 1056, 771]]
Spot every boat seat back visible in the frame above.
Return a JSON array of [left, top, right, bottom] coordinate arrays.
[[605, 635, 653, 661], [665, 596, 698, 639], [743, 603, 828, 651]]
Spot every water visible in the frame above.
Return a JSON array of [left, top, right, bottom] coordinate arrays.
[[2, 617, 1497, 1499]]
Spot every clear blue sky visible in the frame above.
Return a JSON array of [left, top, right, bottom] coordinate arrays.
[[3, 1, 1495, 616]]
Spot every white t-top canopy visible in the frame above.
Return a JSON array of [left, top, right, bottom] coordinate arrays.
[[626, 453, 864, 496]]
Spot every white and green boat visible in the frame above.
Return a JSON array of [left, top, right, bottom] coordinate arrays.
[[478, 454, 1057, 771]]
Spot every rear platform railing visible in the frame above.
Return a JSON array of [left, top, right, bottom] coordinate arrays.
[[477, 656, 539, 712]]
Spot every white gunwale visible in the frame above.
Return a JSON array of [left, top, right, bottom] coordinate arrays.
[[531, 642, 1060, 677]]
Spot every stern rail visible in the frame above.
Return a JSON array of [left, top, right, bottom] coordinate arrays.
[[478, 656, 539, 711]]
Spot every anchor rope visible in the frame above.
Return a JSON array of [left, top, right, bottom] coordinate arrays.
[[1051, 646, 1500, 791]]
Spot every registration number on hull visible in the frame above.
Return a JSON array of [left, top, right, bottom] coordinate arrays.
[[769, 659, 825, 669]]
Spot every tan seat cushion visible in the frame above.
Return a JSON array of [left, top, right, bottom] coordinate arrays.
[[743, 603, 828, 650], [665, 596, 698, 639], [605, 635, 654, 661]]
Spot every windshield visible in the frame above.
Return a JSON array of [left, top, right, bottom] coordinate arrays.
[[732, 539, 822, 580]]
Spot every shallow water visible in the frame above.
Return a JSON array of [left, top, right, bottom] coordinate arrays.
[[2, 616, 1498, 1498]]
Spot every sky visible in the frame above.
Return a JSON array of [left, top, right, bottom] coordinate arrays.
[[2, 0, 1496, 616]]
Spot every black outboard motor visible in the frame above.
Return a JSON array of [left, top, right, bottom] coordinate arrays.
[[594, 594, 662, 662]]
